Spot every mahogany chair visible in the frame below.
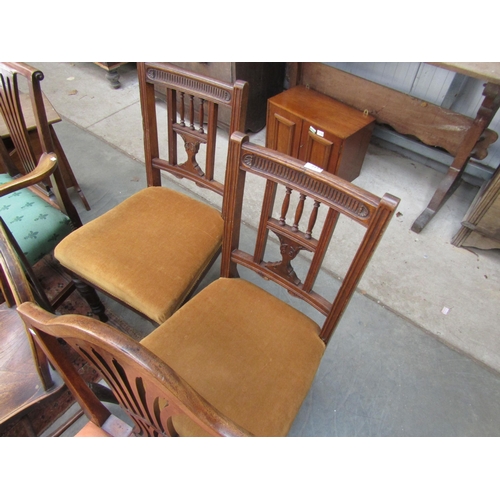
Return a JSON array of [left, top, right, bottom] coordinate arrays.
[[0, 63, 103, 315], [0, 218, 66, 435], [17, 133, 399, 437], [54, 62, 249, 325]]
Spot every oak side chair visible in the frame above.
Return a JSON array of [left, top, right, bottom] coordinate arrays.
[[17, 133, 399, 437], [54, 62, 249, 325], [0, 63, 102, 313]]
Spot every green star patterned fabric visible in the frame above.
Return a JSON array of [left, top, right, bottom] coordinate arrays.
[[0, 174, 73, 266]]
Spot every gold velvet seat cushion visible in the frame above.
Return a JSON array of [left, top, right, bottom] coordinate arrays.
[[140, 278, 326, 436], [54, 187, 223, 324]]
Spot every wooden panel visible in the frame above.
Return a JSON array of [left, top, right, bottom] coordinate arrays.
[[337, 123, 375, 182], [452, 165, 500, 248], [299, 122, 339, 172], [326, 62, 422, 95], [297, 62, 474, 157], [0, 304, 62, 428], [266, 104, 302, 156]]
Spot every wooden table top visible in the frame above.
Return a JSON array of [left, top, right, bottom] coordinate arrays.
[[431, 62, 500, 86], [0, 92, 60, 138]]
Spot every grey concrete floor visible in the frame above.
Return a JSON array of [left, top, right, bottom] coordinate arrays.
[[30, 62, 500, 436]]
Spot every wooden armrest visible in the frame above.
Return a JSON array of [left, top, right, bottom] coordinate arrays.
[[0, 153, 58, 197]]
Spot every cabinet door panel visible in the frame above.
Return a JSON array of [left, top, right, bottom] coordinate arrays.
[[299, 122, 341, 173], [266, 105, 302, 156]]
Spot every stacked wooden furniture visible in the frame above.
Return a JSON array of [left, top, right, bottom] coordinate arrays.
[[266, 85, 375, 181], [287, 62, 500, 233], [0, 62, 99, 313], [17, 133, 399, 437]]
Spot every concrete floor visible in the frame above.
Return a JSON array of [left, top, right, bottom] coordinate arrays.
[[30, 62, 500, 436]]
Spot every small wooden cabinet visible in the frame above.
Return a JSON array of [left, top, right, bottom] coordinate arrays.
[[266, 86, 375, 181]]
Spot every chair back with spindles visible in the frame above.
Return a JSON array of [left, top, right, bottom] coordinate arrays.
[[222, 132, 400, 345], [138, 62, 249, 204], [0, 62, 52, 176], [0, 62, 81, 227]]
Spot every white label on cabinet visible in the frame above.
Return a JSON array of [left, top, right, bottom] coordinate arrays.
[[317, 129, 325, 137], [304, 162, 323, 173], [309, 126, 317, 134]]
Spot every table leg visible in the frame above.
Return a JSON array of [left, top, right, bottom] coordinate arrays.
[[106, 69, 121, 89], [411, 82, 500, 233]]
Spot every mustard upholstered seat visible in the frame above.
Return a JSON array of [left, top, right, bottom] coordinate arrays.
[[53, 62, 248, 324], [55, 187, 223, 324], [141, 278, 325, 436]]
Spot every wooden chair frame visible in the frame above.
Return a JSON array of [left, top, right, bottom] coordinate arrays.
[[55, 63, 249, 325], [140, 62, 248, 197], [222, 133, 400, 344]]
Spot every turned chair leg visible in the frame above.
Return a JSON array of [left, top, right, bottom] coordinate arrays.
[[73, 278, 108, 322]]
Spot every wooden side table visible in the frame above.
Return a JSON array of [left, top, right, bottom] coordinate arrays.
[[266, 86, 375, 181]]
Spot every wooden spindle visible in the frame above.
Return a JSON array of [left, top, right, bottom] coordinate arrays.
[[189, 95, 195, 130], [306, 201, 320, 239], [179, 92, 185, 126], [199, 98, 205, 133], [293, 194, 306, 232], [280, 187, 292, 226]]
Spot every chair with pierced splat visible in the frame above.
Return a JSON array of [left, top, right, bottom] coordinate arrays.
[[17, 133, 399, 437]]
